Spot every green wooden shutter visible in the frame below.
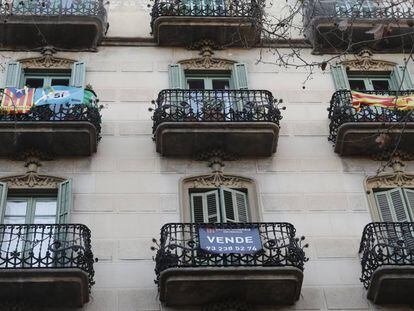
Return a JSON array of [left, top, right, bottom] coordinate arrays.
[[168, 64, 185, 89], [402, 189, 414, 221], [220, 187, 249, 223], [190, 190, 220, 223], [389, 188, 411, 222], [390, 65, 414, 91], [4, 62, 22, 88], [374, 189, 395, 222], [70, 61, 86, 87], [232, 63, 249, 90], [57, 180, 72, 224], [0, 182, 8, 222], [331, 64, 350, 90]]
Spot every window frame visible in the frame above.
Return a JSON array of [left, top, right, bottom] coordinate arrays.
[[348, 75, 391, 91], [185, 72, 232, 90], [23, 71, 72, 88]]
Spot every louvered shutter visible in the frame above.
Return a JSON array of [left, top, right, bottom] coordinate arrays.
[[4, 62, 22, 88], [403, 189, 414, 221], [0, 182, 8, 222], [57, 180, 72, 224], [232, 63, 249, 90], [374, 189, 394, 222], [401, 189, 414, 252], [168, 64, 185, 89], [190, 190, 220, 223], [70, 61, 86, 88], [390, 65, 414, 91], [220, 187, 249, 223], [331, 64, 350, 90], [389, 188, 411, 222]]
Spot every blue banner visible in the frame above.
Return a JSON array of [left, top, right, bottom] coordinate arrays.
[[199, 227, 262, 254], [34, 86, 85, 106]]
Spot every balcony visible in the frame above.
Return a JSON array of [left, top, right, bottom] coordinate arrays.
[[0, 88, 101, 158], [0, 224, 95, 308], [154, 222, 307, 307], [328, 90, 414, 156], [150, 0, 262, 46], [360, 222, 414, 304], [0, 0, 107, 50], [152, 89, 282, 157], [304, 0, 414, 53]]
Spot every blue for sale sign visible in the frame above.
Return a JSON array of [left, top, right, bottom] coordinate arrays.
[[198, 227, 263, 254]]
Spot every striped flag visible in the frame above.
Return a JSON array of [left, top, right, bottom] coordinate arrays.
[[1, 87, 35, 114], [352, 91, 414, 111]]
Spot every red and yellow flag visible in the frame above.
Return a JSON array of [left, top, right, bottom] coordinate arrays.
[[352, 91, 414, 111], [1, 87, 35, 114]]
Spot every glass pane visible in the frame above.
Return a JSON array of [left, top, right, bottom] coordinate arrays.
[[33, 216, 56, 224], [188, 79, 205, 90], [34, 200, 57, 216], [51, 78, 70, 86], [5, 200, 28, 216], [3, 216, 26, 224], [372, 80, 390, 91], [25, 78, 44, 88], [349, 79, 367, 91], [212, 79, 230, 90]]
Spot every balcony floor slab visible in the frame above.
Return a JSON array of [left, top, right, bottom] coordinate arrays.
[[159, 266, 303, 306]]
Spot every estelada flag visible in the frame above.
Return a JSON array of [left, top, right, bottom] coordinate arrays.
[[1, 87, 35, 114], [352, 91, 414, 111]]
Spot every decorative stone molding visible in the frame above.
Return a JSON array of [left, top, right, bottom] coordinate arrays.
[[341, 50, 397, 72], [179, 42, 235, 70], [189, 172, 248, 188], [0, 160, 64, 189], [202, 300, 253, 311], [19, 47, 75, 70]]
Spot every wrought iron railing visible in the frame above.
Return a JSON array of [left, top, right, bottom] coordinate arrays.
[[151, 89, 283, 133], [359, 222, 414, 289], [151, 0, 263, 28], [304, 0, 414, 26], [0, 224, 95, 289], [0, 0, 107, 21], [153, 222, 308, 282], [0, 89, 102, 142], [328, 90, 414, 143]]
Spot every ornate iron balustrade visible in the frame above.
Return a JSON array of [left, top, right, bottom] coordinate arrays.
[[328, 90, 414, 144], [359, 222, 414, 289], [151, 89, 283, 133], [0, 89, 102, 142], [0, 223, 95, 289], [0, 0, 107, 20], [304, 0, 414, 25], [154, 222, 308, 282], [151, 0, 262, 28]]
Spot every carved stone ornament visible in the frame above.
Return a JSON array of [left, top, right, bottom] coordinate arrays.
[[0, 160, 64, 189], [188, 172, 251, 188], [341, 49, 397, 72], [179, 42, 235, 70], [366, 155, 414, 190], [19, 46, 75, 70]]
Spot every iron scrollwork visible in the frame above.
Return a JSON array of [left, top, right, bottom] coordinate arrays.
[[0, 223, 96, 290], [151, 89, 284, 134], [153, 222, 308, 284], [359, 222, 414, 289]]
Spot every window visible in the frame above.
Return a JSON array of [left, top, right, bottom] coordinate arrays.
[[335, 0, 376, 17], [0, 180, 71, 225], [186, 73, 231, 90], [190, 187, 249, 223], [331, 64, 414, 91], [4, 61, 86, 89], [24, 73, 71, 88], [374, 188, 414, 222]]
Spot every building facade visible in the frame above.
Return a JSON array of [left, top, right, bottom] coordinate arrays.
[[0, 0, 413, 310]]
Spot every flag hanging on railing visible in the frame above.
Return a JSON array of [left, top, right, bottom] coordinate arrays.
[[352, 91, 414, 111], [0, 87, 35, 114]]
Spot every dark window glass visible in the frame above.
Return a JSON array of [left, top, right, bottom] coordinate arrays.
[[51, 78, 70, 86], [372, 80, 390, 91], [212, 79, 230, 90], [349, 79, 366, 91], [188, 79, 205, 90], [25, 78, 44, 88]]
